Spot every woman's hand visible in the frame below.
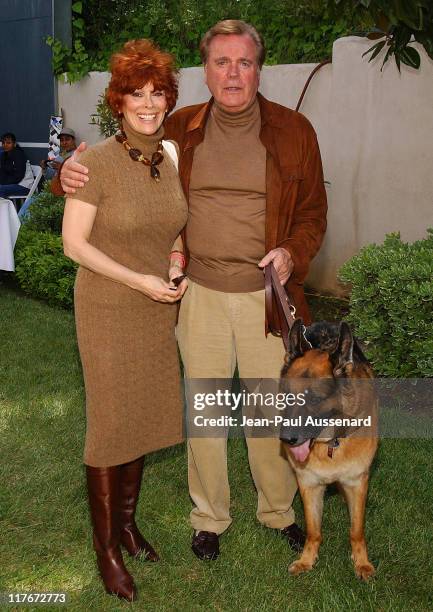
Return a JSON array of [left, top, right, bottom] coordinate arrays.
[[136, 274, 184, 303], [168, 264, 188, 297]]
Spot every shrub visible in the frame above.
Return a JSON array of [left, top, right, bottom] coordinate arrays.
[[14, 227, 77, 308], [338, 230, 433, 377], [48, 0, 373, 82], [22, 184, 65, 235], [90, 92, 119, 138]]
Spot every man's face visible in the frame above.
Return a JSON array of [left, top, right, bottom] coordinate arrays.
[[204, 34, 260, 113], [59, 135, 76, 153]]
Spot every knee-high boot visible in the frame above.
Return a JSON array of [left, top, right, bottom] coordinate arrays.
[[119, 456, 159, 561], [86, 465, 137, 601]]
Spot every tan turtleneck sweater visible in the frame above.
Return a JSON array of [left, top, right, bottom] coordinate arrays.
[[187, 99, 267, 292]]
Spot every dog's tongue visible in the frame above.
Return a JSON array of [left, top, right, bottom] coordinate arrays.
[[290, 440, 311, 462]]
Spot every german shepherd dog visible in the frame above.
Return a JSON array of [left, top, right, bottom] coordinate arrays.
[[280, 319, 378, 580]]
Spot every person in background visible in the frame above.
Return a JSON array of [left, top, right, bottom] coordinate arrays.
[[40, 127, 77, 180], [18, 128, 78, 220], [0, 133, 33, 198]]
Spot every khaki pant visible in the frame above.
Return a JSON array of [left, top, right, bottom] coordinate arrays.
[[177, 281, 298, 534]]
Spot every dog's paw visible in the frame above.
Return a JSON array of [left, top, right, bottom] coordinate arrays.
[[355, 562, 375, 581], [288, 560, 313, 575]]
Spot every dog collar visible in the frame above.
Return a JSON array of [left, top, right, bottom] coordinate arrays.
[[327, 438, 340, 458]]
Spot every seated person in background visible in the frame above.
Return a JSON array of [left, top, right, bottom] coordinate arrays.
[[40, 128, 77, 180], [0, 133, 33, 198], [20, 128, 77, 220]]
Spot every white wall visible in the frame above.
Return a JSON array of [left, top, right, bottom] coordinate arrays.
[[58, 37, 433, 295], [310, 37, 433, 294]]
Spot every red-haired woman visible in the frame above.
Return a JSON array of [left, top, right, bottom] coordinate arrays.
[[62, 40, 188, 602]]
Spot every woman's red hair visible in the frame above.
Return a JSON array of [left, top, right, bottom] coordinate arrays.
[[106, 39, 178, 117]]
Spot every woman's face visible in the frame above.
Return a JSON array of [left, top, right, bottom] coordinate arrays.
[[121, 82, 168, 135], [2, 137, 16, 152]]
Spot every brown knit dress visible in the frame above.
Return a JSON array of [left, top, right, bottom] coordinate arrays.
[[69, 122, 188, 467]]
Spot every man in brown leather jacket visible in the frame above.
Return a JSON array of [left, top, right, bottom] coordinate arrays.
[[55, 20, 327, 562], [165, 90, 326, 326]]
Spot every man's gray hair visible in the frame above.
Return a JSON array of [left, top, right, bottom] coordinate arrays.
[[199, 20, 266, 68]]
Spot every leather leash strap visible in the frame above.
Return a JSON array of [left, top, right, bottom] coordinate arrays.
[[264, 263, 296, 350]]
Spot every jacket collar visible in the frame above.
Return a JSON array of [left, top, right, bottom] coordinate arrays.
[[185, 92, 285, 134], [257, 92, 288, 128], [185, 98, 214, 134]]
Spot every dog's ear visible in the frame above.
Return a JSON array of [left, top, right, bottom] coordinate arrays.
[[285, 318, 311, 364], [330, 321, 354, 377]]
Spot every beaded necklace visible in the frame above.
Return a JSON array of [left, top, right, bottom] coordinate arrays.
[[115, 130, 164, 182]]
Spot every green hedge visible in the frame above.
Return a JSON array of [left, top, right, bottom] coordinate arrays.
[[21, 184, 66, 234], [15, 225, 77, 308], [338, 230, 433, 377], [49, 1, 433, 83], [15, 187, 77, 308], [14, 227, 77, 308], [48, 0, 373, 82]]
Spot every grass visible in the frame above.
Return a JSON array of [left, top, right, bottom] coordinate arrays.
[[1, 282, 432, 611]]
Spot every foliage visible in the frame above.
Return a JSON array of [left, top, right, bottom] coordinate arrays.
[[21, 183, 66, 235], [14, 227, 77, 308], [15, 184, 73, 307], [89, 92, 119, 138], [47, 1, 91, 83], [338, 230, 433, 377], [47, 0, 433, 82], [47, 0, 373, 82], [332, 0, 433, 70]]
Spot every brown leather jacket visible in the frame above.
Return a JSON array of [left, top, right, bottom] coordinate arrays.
[[165, 92, 327, 326]]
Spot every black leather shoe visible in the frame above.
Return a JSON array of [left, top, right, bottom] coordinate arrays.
[[191, 531, 219, 560], [280, 523, 306, 552]]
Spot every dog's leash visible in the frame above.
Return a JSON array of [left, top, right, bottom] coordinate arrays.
[[267, 264, 343, 458], [264, 263, 297, 350]]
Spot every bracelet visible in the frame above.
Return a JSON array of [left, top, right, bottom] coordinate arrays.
[[170, 250, 186, 267]]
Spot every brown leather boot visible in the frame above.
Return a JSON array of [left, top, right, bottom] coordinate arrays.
[[86, 465, 137, 602], [119, 456, 159, 561]]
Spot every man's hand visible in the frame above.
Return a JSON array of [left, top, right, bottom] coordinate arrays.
[[61, 142, 89, 194], [258, 247, 294, 285]]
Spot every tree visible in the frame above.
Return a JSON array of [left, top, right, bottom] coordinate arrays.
[[332, 0, 433, 70]]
